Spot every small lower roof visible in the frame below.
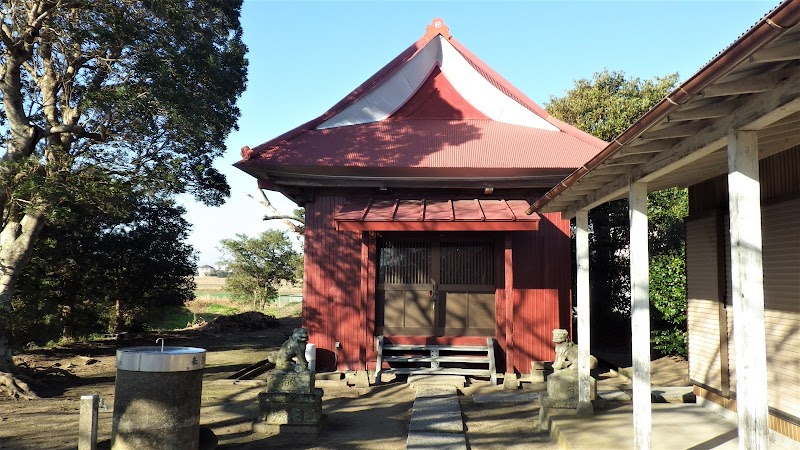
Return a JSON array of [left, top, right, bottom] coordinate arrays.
[[334, 197, 540, 231]]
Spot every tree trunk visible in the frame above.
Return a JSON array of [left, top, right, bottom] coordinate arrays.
[[0, 210, 46, 399], [61, 304, 74, 341], [114, 298, 123, 334]]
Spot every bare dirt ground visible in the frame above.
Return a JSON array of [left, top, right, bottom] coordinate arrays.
[[0, 316, 689, 450]]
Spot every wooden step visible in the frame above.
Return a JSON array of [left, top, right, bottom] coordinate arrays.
[[375, 335, 498, 386], [382, 344, 488, 352], [383, 355, 490, 363], [381, 367, 493, 376]]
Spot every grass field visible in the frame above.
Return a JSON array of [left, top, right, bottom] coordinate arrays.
[[147, 276, 303, 331]]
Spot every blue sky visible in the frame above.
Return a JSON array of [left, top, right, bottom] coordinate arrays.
[[183, 0, 775, 266]]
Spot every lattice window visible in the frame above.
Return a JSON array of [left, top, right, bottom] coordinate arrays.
[[378, 241, 431, 284], [440, 242, 494, 285]]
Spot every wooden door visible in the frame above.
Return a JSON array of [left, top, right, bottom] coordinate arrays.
[[439, 241, 497, 336], [376, 238, 496, 336]]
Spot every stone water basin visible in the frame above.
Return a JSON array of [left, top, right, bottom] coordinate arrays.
[[116, 346, 206, 372]]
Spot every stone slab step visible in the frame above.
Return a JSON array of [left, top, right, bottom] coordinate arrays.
[[408, 386, 465, 434], [598, 390, 631, 402], [407, 375, 467, 388], [651, 386, 696, 403], [407, 431, 467, 450], [472, 391, 539, 404], [596, 387, 696, 403], [415, 385, 459, 396]]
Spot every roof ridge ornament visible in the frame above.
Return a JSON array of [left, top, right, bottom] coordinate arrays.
[[424, 18, 451, 40]]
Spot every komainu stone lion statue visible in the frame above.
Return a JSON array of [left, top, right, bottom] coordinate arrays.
[[551, 329, 597, 371], [268, 328, 309, 372]]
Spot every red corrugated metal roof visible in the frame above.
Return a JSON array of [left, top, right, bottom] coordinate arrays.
[[236, 19, 606, 179], [246, 119, 599, 170], [445, 37, 607, 150], [334, 197, 539, 231]]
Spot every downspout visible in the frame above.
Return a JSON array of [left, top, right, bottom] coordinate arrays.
[[526, 0, 800, 215]]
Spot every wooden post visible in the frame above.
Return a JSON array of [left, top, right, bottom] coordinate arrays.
[[504, 233, 515, 375], [727, 130, 770, 449], [575, 209, 593, 416], [78, 394, 99, 450], [629, 181, 651, 450]]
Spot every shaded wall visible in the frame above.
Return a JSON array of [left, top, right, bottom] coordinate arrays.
[[686, 145, 800, 439], [508, 212, 572, 373], [303, 195, 364, 371]]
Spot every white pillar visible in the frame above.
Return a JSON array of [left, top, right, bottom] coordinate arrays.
[[727, 130, 770, 450], [575, 209, 593, 416], [629, 181, 651, 450]]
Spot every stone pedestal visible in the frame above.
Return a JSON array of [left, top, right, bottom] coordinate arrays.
[[253, 371, 323, 435], [538, 370, 597, 429], [546, 370, 595, 401]]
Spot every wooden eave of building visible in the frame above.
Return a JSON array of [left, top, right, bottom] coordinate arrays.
[[247, 166, 576, 204], [531, 1, 800, 217]]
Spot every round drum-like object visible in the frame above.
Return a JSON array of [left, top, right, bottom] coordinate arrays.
[[111, 346, 206, 450]]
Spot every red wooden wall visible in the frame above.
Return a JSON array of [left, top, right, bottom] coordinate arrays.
[[303, 195, 572, 373], [302, 195, 365, 371], [507, 213, 572, 373]]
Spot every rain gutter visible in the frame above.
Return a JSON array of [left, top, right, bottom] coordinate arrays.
[[527, 0, 800, 215]]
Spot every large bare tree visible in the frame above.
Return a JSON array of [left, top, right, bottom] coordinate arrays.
[[0, 0, 247, 398]]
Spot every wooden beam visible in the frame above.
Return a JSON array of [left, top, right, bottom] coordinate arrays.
[[661, 134, 800, 189], [759, 134, 800, 158], [561, 70, 800, 218], [590, 164, 632, 175], [758, 127, 800, 144], [629, 181, 651, 450], [567, 180, 619, 192], [749, 40, 800, 63], [757, 120, 800, 139], [605, 153, 654, 166], [701, 66, 800, 97], [547, 191, 586, 201], [702, 71, 780, 97], [769, 110, 800, 126], [575, 209, 593, 417], [640, 121, 709, 140], [617, 139, 681, 156], [727, 131, 770, 450], [667, 100, 739, 121], [568, 174, 621, 189]]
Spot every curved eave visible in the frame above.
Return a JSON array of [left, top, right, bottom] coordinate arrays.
[[235, 164, 578, 190]]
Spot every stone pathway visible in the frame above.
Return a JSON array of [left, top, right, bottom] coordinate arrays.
[[406, 385, 468, 450], [403, 371, 698, 450]]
